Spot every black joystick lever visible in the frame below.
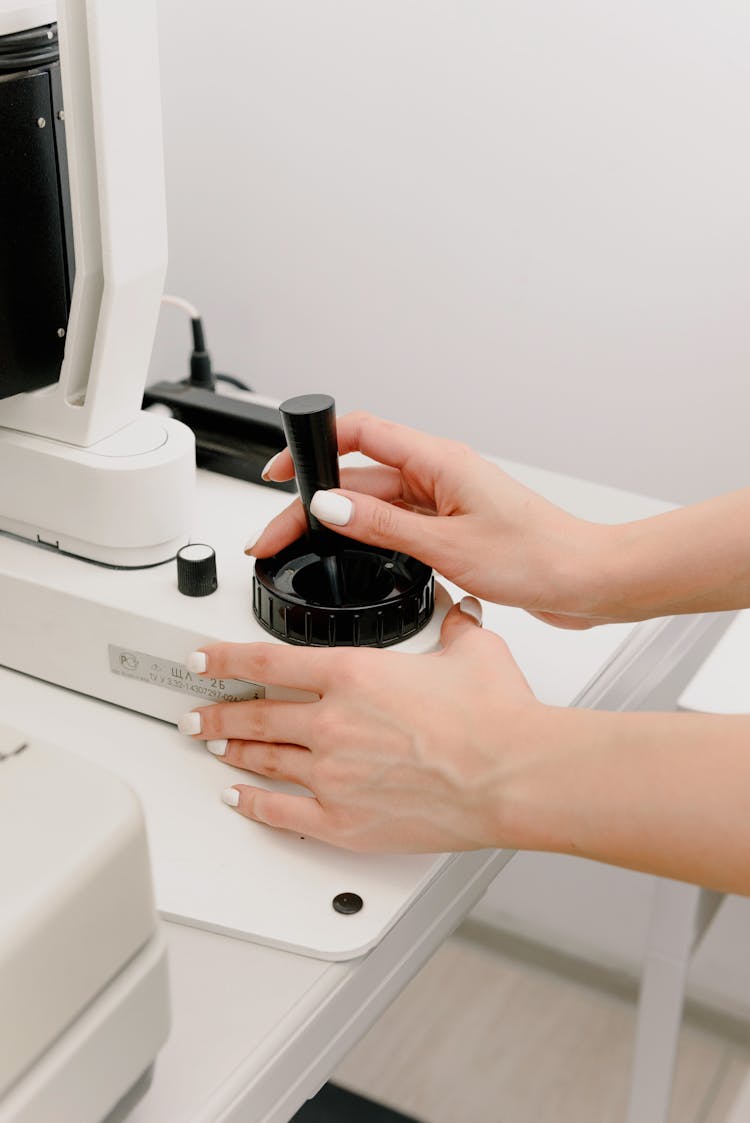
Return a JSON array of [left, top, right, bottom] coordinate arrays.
[[279, 393, 344, 605], [252, 394, 435, 647]]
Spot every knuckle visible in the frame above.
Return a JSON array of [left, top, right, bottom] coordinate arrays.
[[246, 788, 268, 822], [250, 645, 275, 684], [332, 654, 367, 690], [249, 701, 270, 741], [316, 755, 347, 790], [443, 436, 474, 460], [369, 501, 398, 541], [347, 410, 392, 451], [346, 409, 374, 434], [256, 744, 282, 778], [310, 707, 340, 746], [441, 439, 479, 477]]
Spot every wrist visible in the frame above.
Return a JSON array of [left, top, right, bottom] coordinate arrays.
[[550, 518, 678, 624], [492, 704, 750, 894], [489, 704, 577, 852], [540, 519, 629, 624], [576, 491, 750, 622], [491, 705, 614, 854]]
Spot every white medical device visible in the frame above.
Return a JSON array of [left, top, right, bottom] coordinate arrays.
[[0, 722, 169, 1123], [0, 0, 194, 566], [0, 0, 444, 714]]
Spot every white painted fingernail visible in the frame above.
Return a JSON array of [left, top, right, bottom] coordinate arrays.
[[186, 651, 207, 674], [310, 490, 353, 527], [221, 787, 240, 807], [459, 596, 483, 625], [178, 712, 202, 735], [261, 450, 285, 480], [207, 739, 228, 757]]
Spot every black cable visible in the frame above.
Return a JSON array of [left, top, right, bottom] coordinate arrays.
[[188, 316, 214, 389], [161, 294, 252, 393], [215, 373, 252, 392]]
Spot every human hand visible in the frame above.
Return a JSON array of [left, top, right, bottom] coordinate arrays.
[[180, 600, 544, 852], [248, 412, 618, 629]]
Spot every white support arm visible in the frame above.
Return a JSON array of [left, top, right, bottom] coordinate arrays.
[[0, 0, 167, 446]]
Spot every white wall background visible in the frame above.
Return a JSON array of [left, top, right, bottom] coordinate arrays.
[[151, 0, 750, 505], [150, 1, 750, 1016]]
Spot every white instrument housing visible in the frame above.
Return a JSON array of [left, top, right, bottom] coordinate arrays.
[[0, 724, 169, 1123], [0, 0, 194, 566]]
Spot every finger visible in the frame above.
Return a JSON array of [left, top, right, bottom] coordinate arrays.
[[265, 412, 446, 479], [334, 411, 451, 474], [439, 607, 535, 697], [188, 641, 337, 694], [261, 448, 295, 482], [247, 465, 406, 559], [222, 784, 328, 838], [185, 697, 319, 746], [339, 465, 436, 514], [438, 598, 483, 650], [247, 498, 307, 557], [339, 464, 404, 502], [308, 487, 452, 560], [214, 739, 314, 788]]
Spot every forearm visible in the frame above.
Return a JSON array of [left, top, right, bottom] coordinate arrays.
[[590, 488, 750, 621], [502, 707, 750, 895]]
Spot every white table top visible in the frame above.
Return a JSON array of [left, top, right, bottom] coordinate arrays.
[[0, 457, 675, 1123], [678, 609, 750, 714]]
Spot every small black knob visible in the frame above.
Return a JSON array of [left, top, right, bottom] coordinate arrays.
[[177, 543, 218, 597]]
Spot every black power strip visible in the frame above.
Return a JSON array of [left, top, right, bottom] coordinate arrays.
[[143, 381, 296, 492]]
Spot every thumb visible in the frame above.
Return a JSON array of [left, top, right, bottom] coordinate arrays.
[[309, 488, 448, 564], [439, 597, 483, 650]]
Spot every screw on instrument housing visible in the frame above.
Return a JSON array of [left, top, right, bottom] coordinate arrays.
[[57, 328, 66, 338], [57, 110, 65, 121], [37, 117, 46, 128], [332, 892, 363, 915]]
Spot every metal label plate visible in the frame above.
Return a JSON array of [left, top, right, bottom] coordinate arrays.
[[108, 645, 265, 703]]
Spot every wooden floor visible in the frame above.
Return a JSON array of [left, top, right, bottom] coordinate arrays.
[[333, 928, 750, 1123]]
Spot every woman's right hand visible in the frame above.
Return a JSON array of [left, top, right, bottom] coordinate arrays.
[[248, 412, 619, 629]]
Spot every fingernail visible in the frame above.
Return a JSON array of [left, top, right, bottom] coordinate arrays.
[[459, 596, 483, 626], [244, 522, 266, 556], [221, 787, 240, 807], [261, 450, 285, 480], [178, 712, 202, 735], [207, 739, 228, 757], [310, 490, 353, 527], [186, 651, 207, 674]]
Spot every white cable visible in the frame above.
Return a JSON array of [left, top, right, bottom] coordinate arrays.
[[161, 293, 200, 319]]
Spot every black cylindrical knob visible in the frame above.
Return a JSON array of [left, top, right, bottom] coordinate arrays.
[[279, 393, 340, 550], [177, 543, 218, 597]]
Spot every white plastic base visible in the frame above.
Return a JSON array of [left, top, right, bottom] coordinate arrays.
[[0, 413, 195, 566], [0, 470, 455, 959]]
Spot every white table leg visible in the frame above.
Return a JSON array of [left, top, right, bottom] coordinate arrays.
[[625, 881, 724, 1123]]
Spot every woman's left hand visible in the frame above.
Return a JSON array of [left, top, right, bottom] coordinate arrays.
[[179, 600, 541, 853]]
